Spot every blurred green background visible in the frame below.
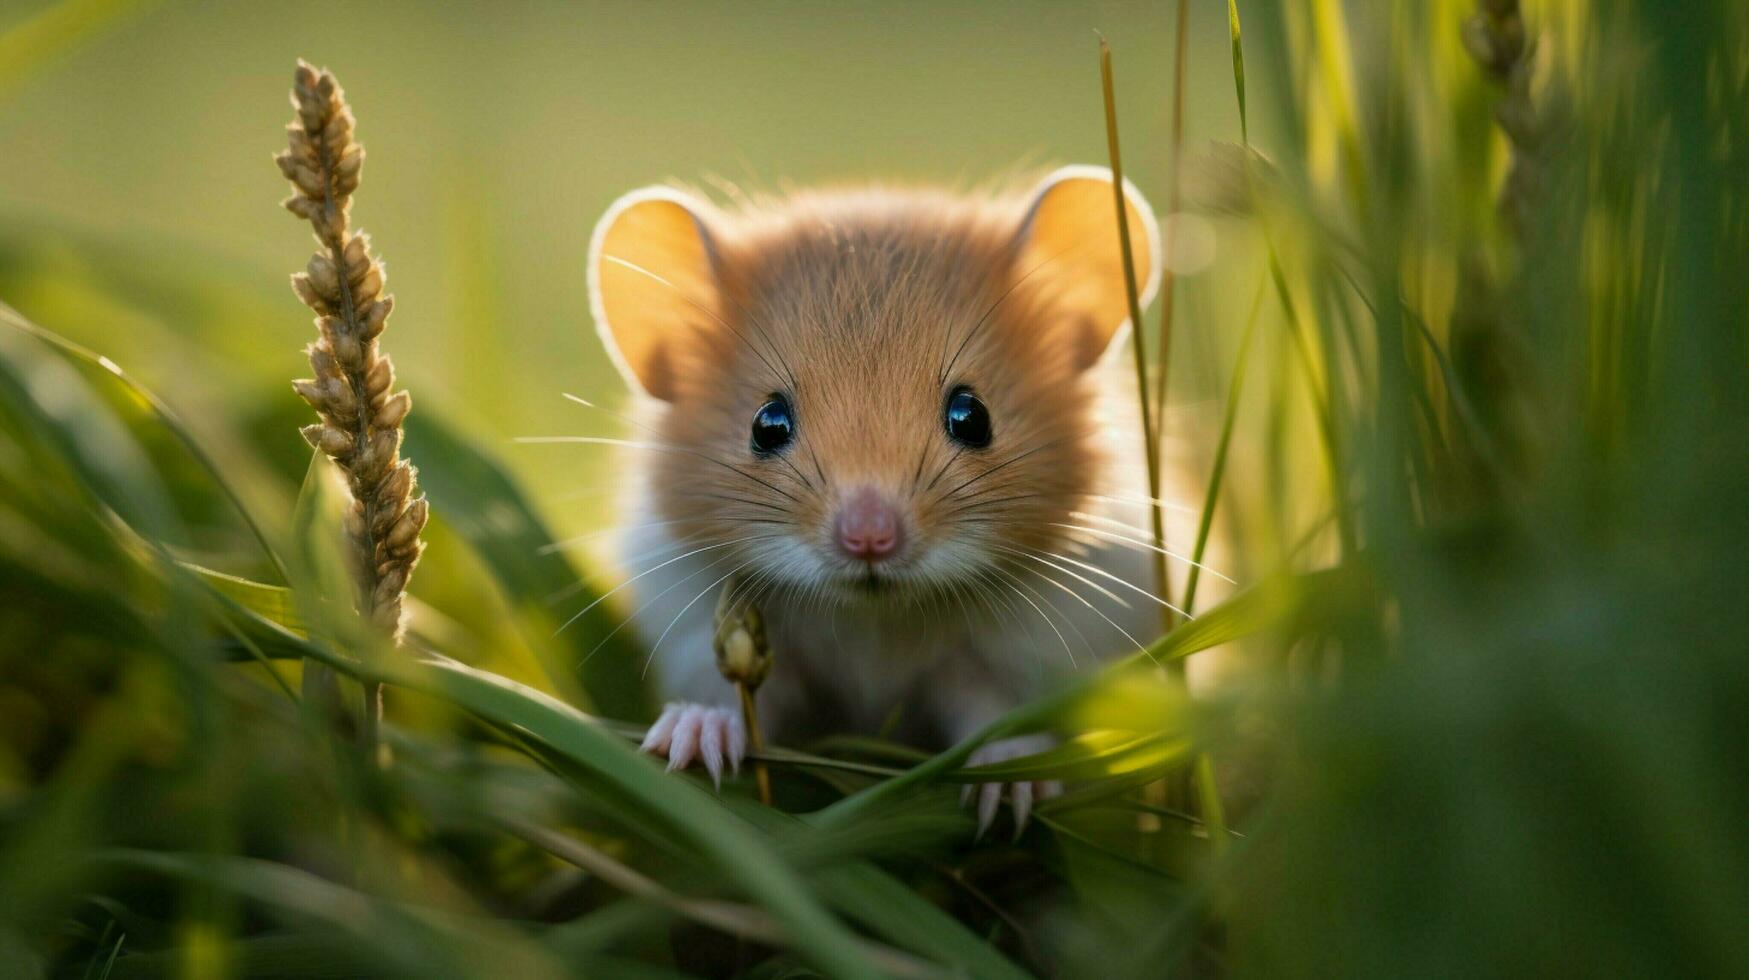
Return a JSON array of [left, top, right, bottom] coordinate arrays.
[[0, 0, 1252, 541], [3, 0, 1747, 977]]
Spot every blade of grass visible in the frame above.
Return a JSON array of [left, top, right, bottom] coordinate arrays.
[[0, 303, 290, 581], [94, 850, 564, 980], [1098, 36, 1177, 641], [813, 564, 1361, 830], [1150, 0, 1191, 441], [403, 411, 652, 718], [727, 801, 1035, 980], [1181, 275, 1266, 614], [383, 655, 882, 980], [1228, 0, 1248, 145], [505, 817, 940, 979]]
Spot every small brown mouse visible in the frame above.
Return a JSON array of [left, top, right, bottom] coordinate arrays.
[[584, 167, 1209, 836]]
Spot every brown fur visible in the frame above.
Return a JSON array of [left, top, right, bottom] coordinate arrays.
[[639, 188, 1123, 606], [590, 170, 1170, 747]]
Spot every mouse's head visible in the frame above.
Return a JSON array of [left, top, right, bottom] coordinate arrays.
[[588, 167, 1160, 609]]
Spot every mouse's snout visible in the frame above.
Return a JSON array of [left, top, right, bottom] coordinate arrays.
[[835, 487, 905, 564]]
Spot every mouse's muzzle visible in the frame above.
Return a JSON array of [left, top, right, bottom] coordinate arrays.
[[834, 486, 906, 565]]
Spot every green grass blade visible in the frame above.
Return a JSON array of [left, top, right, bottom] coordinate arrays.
[[1228, 0, 1248, 146], [0, 302, 290, 581], [177, 561, 305, 636], [403, 411, 653, 718], [1098, 36, 1175, 636], [94, 850, 565, 980], [953, 731, 1190, 783], [814, 565, 1358, 830], [729, 803, 1034, 980], [383, 654, 881, 980], [1182, 276, 1265, 614]]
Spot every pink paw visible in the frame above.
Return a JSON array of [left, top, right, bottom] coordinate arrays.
[[960, 734, 1064, 840], [640, 702, 746, 791]]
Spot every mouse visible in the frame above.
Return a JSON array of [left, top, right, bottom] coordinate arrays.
[[583, 166, 1207, 837]]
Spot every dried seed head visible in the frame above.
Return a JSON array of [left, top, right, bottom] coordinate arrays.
[[714, 579, 772, 689], [377, 460, 412, 504], [352, 265, 383, 305], [343, 234, 370, 276], [375, 390, 411, 429], [365, 354, 393, 395], [279, 60, 422, 642], [362, 297, 393, 340], [291, 273, 330, 314], [386, 498, 426, 550], [291, 378, 326, 410], [306, 254, 341, 301]]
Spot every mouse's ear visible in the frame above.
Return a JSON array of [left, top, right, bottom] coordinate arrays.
[[1013, 165, 1161, 369], [588, 186, 722, 401]]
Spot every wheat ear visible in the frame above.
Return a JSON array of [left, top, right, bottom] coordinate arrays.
[[278, 60, 426, 640], [1462, 0, 1542, 233]]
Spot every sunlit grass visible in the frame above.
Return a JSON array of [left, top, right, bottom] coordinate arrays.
[[2, 2, 1747, 977]]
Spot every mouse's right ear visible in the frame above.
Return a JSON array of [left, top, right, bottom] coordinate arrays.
[[588, 187, 721, 401]]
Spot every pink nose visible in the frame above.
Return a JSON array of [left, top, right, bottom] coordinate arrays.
[[836, 488, 904, 563]]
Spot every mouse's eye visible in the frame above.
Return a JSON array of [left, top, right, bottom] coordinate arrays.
[[944, 387, 992, 449], [750, 395, 795, 455]]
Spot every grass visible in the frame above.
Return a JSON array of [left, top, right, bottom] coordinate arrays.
[[3, 1, 1748, 977]]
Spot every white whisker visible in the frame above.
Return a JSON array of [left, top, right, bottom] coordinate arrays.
[[999, 556, 1155, 661], [987, 564, 1081, 670], [579, 544, 750, 666], [1046, 522, 1236, 584], [992, 544, 1130, 610], [641, 559, 761, 679], [554, 537, 765, 638], [1086, 492, 1200, 516]]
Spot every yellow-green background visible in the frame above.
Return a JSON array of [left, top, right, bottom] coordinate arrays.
[[0, 0, 1251, 542]]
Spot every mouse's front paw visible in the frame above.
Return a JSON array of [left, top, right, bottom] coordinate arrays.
[[640, 702, 746, 791], [961, 734, 1064, 841]]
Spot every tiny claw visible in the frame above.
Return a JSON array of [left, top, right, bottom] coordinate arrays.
[[700, 720, 725, 791], [727, 717, 746, 776], [975, 782, 1002, 841], [1010, 781, 1034, 840], [641, 704, 682, 754], [644, 702, 746, 789], [667, 707, 701, 771]]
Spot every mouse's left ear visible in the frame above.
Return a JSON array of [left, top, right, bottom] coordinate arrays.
[[1013, 165, 1162, 369]]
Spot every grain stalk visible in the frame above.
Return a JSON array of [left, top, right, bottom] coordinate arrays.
[[1149, 0, 1190, 448], [1461, 0, 1541, 234], [714, 574, 773, 805], [1099, 37, 1194, 816], [1452, 0, 1551, 487], [1097, 37, 1173, 643], [277, 60, 426, 749]]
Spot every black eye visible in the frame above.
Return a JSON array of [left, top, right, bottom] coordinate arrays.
[[750, 395, 795, 455], [944, 387, 992, 449]]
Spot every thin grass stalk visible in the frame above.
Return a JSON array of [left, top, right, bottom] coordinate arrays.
[[1461, 0, 1538, 233], [509, 818, 934, 977], [1096, 37, 1175, 642], [1308, 0, 1370, 222], [277, 60, 427, 751], [1102, 34, 1196, 815], [1149, 0, 1191, 445], [1227, 0, 1248, 146], [1181, 276, 1264, 615]]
